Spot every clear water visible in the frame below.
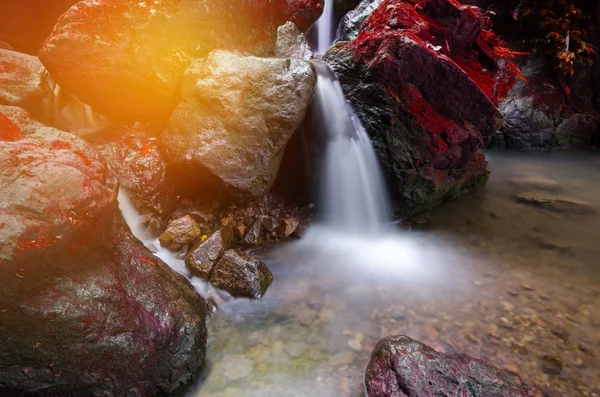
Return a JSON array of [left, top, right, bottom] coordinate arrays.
[[174, 151, 600, 397]]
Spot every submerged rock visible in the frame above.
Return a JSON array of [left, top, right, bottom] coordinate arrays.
[[275, 21, 314, 60], [509, 176, 561, 191], [0, 218, 209, 397], [0, 107, 118, 272], [159, 215, 202, 251], [185, 226, 235, 279], [517, 192, 596, 214], [210, 249, 273, 299], [160, 50, 316, 197], [91, 124, 175, 216], [324, 0, 519, 216], [38, 0, 323, 122], [365, 335, 530, 396]]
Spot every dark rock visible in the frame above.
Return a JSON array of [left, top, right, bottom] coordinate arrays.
[[324, 0, 516, 217], [278, 217, 300, 238], [159, 216, 201, 251], [0, 107, 118, 273], [242, 219, 264, 246], [159, 51, 316, 197], [91, 124, 175, 216], [541, 355, 564, 375], [276, 22, 314, 60], [334, 0, 363, 22], [261, 217, 280, 233], [185, 226, 234, 279], [0, 217, 208, 396], [210, 249, 273, 299], [365, 335, 529, 397], [38, 0, 323, 122], [337, 0, 383, 42], [517, 192, 596, 214], [0, 49, 46, 115]]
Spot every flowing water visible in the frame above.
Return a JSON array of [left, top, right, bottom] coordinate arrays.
[[315, 0, 335, 54]]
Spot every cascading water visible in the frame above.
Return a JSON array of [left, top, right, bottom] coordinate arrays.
[[315, 0, 335, 54], [310, 61, 390, 233]]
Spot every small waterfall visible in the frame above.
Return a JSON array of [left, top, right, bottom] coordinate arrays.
[[316, 0, 335, 54], [311, 61, 390, 233]]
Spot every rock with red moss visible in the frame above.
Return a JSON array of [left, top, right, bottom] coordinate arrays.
[[91, 123, 175, 216], [38, 0, 323, 122], [366, 335, 530, 397], [324, 0, 517, 216], [0, 107, 118, 274], [159, 50, 316, 197], [0, 49, 46, 116], [0, 216, 209, 397]]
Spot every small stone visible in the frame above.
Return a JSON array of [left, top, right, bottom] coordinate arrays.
[[242, 219, 263, 246], [158, 215, 201, 250], [504, 364, 519, 374], [517, 192, 595, 214], [507, 289, 519, 297], [210, 249, 273, 299], [261, 216, 280, 232], [185, 226, 234, 279], [501, 301, 515, 312], [541, 355, 564, 375], [277, 216, 299, 239], [522, 284, 534, 291]]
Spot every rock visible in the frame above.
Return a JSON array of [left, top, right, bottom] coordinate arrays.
[[334, 0, 363, 21], [210, 249, 273, 299], [0, 107, 118, 272], [159, 216, 201, 251], [185, 226, 234, 279], [0, 41, 13, 51], [365, 336, 530, 397], [324, 0, 517, 217], [541, 355, 564, 375], [278, 217, 300, 238], [509, 176, 561, 191], [0, 49, 46, 115], [160, 51, 316, 197], [91, 124, 175, 216], [261, 217, 280, 233], [38, 0, 323, 122], [0, 217, 208, 396], [275, 22, 314, 60], [242, 219, 264, 246], [517, 192, 596, 214], [337, 0, 383, 42]]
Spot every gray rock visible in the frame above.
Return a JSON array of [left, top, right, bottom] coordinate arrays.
[[160, 51, 316, 197], [517, 192, 595, 214], [210, 249, 273, 299], [159, 215, 201, 250], [0, 49, 46, 114], [337, 0, 383, 42], [275, 22, 313, 60], [242, 219, 264, 246], [185, 226, 234, 279]]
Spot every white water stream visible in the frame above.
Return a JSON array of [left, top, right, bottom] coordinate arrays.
[[316, 0, 335, 54]]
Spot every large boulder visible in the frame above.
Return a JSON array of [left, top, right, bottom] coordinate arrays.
[[324, 0, 520, 216], [0, 217, 209, 396], [38, 0, 323, 122], [365, 336, 530, 397], [91, 124, 175, 216], [160, 50, 316, 197], [0, 106, 118, 273], [0, 49, 46, 115]]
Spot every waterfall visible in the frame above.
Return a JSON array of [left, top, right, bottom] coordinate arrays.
[[316, 0, 335, 54], [311, 61, 390, 233]]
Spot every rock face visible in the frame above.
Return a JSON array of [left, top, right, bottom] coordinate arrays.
[[324, 0, 520, 216], [159, 216, 202, 251], [0, 107, 118, 272], [487, 56, 600, 150], [160, 50, 316, 197], [38, 0, 323, 122], [365, 336, 530, 397], [0, 49, 46, 115], [186, 226, 235, 279], [0, 218, 209, 397], [276, 22, 314, 60], [337, 0, 383, 42], [91, 124, 175, 216], [210, 249, 273, 299]]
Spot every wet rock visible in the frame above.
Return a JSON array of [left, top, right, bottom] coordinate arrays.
[[509, 176, 561, 191], [325, 0, 516, 216], [0, 107, 118, 272], [337, 0, 383, 42], [365, 335, 529, 396], [0, 49, 47, 116], [242, 219, 264, 246], [185, 226, 234, 279], [0, 217, 209, 396], [38, 0, 323, 122], [517, 192, 596, 214], [275, 22, 313, 60], [210, 249, 273, 299], [159, 216, 201, 251], [160, 51, 316, 197], [261, 217, 280, 233], [541, 355, 564, 375], [278, 217, 300, 238], [91, 124, 175, 216]]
